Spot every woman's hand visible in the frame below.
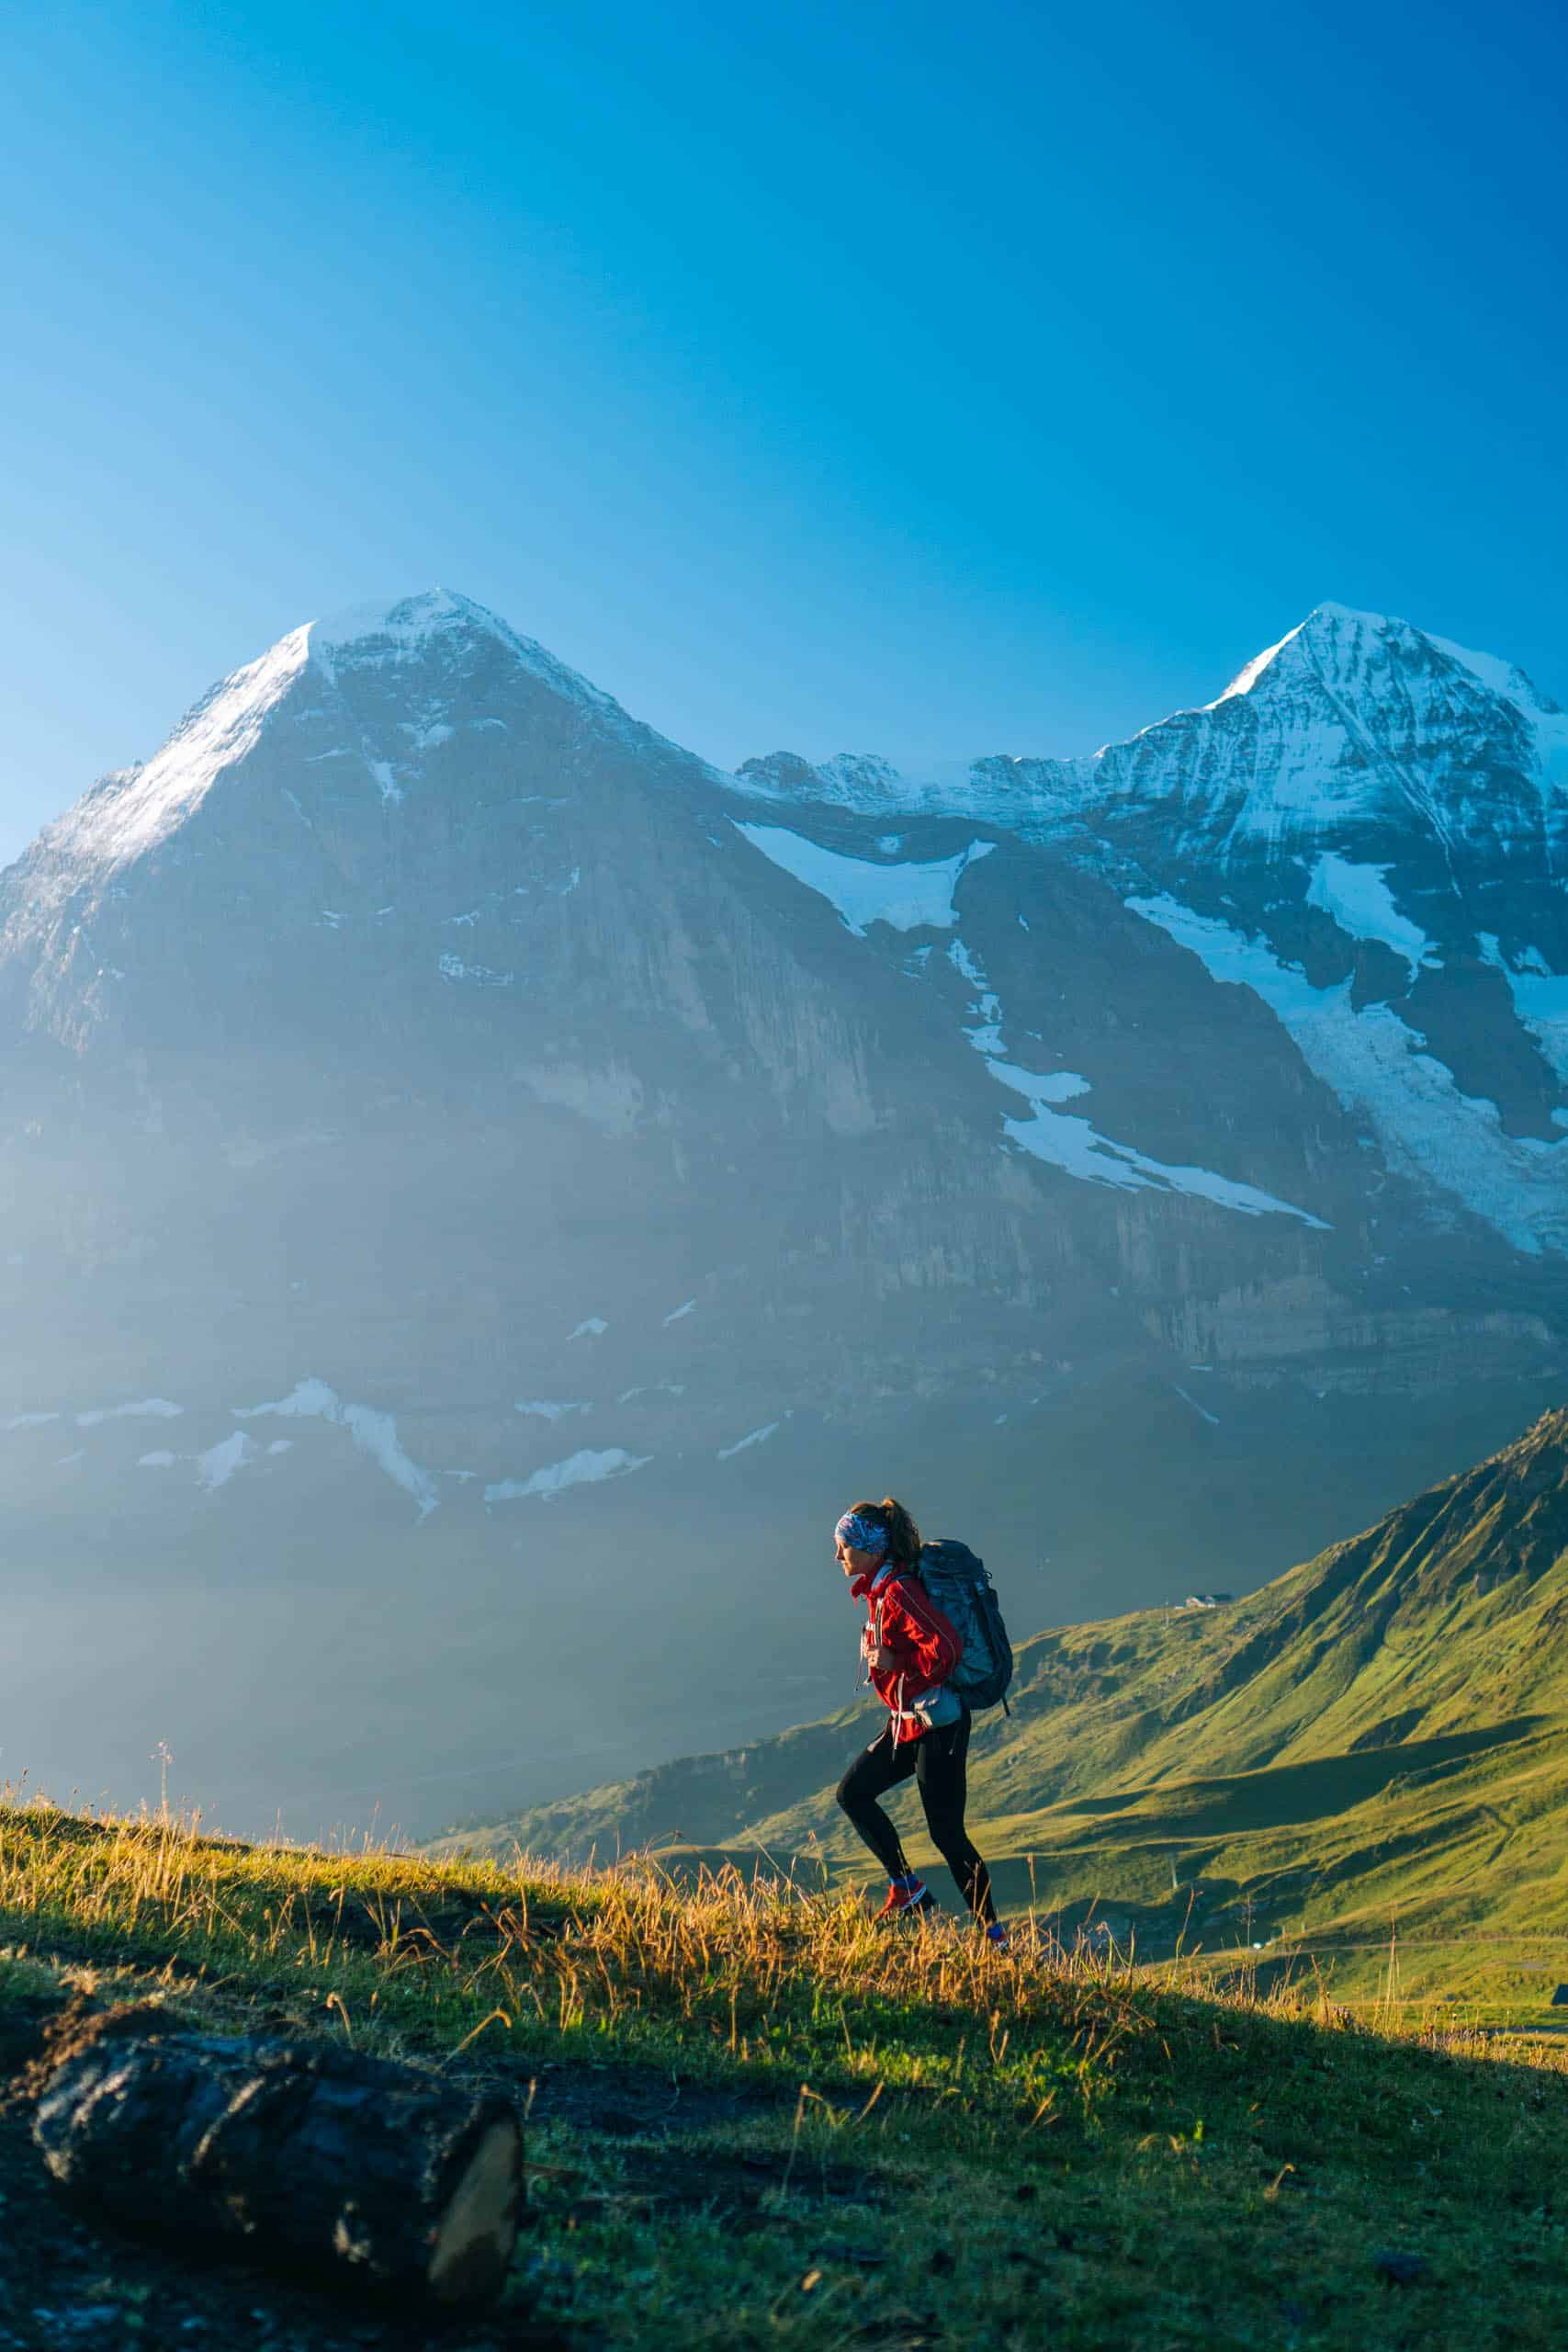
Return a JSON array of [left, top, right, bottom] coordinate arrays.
[[864, 1645, 895, 1670]]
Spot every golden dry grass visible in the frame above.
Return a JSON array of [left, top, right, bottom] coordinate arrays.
[[5, 1796, 1568, 2346]]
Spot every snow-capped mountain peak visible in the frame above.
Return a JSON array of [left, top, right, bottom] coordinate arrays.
[[24, 591, 696, 886], [1203, 602, 1400, 708], [306, 587, 632, 729], [310, 586, 502, 654], [1207, 601, 1561, 725]]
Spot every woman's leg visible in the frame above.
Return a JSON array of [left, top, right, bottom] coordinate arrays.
[[915, 1711, 998, 1924], [836, 1727, 919, 1880]]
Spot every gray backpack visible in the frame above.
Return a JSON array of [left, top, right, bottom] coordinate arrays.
[[916, 1539, 1013, 1713]]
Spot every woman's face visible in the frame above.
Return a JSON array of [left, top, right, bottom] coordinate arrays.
[[836, 1537, 882, 1581]]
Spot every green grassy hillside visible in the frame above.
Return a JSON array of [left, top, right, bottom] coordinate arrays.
[[435, 1408, 1568, 2010], [5, 1800, 1568, 2348]]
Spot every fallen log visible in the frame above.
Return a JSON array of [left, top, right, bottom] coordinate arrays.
[[31, 2007, 523, 2307]]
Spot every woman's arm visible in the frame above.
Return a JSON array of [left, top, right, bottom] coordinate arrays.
[[885, 1577, 961, 1688]]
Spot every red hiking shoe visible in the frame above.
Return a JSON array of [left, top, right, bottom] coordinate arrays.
[[874, 1879, 938, 1922]]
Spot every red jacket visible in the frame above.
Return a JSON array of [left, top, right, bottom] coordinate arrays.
[[853, 1566, 962, 1746]]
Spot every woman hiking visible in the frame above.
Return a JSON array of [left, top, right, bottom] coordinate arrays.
[[834, 1498, 1005, 1941]]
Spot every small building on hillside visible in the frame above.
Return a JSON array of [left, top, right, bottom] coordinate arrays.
[[1180, 1592, 1235, 1610]]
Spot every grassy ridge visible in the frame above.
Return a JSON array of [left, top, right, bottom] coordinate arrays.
[[4, 1800, 1568, 2346], [434, 1410, 1568, 2015]]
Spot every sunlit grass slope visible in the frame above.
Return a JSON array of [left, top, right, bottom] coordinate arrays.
[[5, 1801, 1568, 2347], [438, 1408, 1568, 2010]]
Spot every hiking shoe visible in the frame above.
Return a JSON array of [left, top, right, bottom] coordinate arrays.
[[874, 1880, 938, 1923]]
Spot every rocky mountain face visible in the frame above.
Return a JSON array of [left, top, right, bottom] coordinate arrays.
[[1, 592, 1563, 1836]]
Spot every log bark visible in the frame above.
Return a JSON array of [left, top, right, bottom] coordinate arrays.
[[31, 2011, 523, 2307]]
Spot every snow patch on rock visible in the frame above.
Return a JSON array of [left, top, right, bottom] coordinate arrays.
[[949, 939, 1327, 1227], [438, 953, 513, 987], [1306, 854, 1433, 976], [1171, 1383, 1221, 1426], [197, 1431, 257, 1490], [717, 1421, 780, 1460], [732, 823, 995, 935], [74, 1398, 185, 1428], [484, 1447, 652, 1504], [234, 1378, 439, 1518]]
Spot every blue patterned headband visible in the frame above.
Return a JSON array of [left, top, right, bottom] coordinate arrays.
[[835, 1509, 887, 1555]]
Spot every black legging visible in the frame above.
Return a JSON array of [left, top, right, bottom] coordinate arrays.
[[836, 1706, 997, 1923]]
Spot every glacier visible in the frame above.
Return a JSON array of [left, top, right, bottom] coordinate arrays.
[[1130, 894, 1568, 1254]]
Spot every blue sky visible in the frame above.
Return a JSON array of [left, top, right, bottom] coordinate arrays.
[[1, 0, 1563, 859]]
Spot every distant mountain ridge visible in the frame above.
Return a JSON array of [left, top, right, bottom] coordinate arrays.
[[1, 590, 1565, 1836], [745, 602, 1568, 861]]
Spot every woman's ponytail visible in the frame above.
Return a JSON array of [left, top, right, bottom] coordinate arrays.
[[844, 1496, 922, 1568], [879, 1496, 922, 1569]]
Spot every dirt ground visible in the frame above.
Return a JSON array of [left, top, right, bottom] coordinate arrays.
[[0, 1959, 874, 2352]]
